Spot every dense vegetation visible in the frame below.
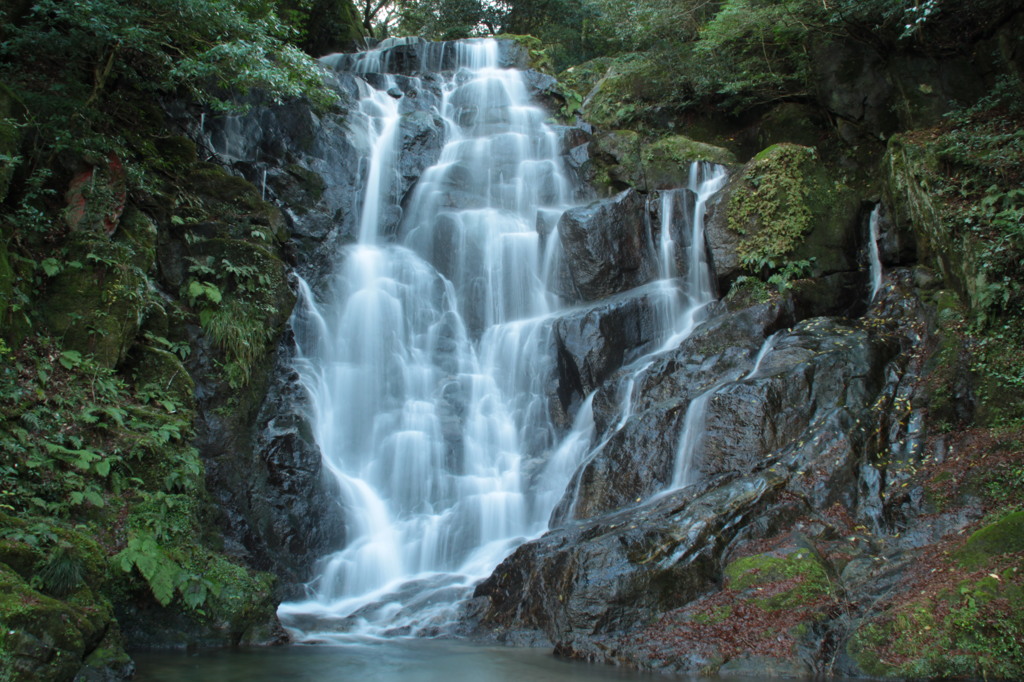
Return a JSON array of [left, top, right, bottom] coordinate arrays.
[[1, 0, 1023, 679]]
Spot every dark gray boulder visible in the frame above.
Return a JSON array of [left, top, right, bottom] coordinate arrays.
[[555, 189, 656, 302]]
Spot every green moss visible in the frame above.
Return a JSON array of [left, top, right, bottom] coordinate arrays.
[[130, 345, 195, 411], [558, 56, 613, 99], [286, 163, 326, 202], [691, 603, 732, 625], [642, 135, 737, 188], [724, 277, 774, 310], [724, 548, 832, 610], [849, 569, 1024, 679], [589, 130, 736, 194], [41, 234, 150, 368], [728, 144, 816, 269], [727, 143, 857, 275], [0, 562, 121, 682], [847, 621, 899, 677], [955, 511, 1024, 569], [589, 129, 643, 194], [581, 51, 702, 132]]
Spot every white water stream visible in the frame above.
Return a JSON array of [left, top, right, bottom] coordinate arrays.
[[867, 203, 884, 301], [277, 39, 729, 640]]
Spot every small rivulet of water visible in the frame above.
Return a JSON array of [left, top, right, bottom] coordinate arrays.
[[276, 38, 732, 641], [867, 203, 884, 302]]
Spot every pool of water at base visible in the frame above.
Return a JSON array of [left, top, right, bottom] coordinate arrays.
[[131, 639, 791, 682]]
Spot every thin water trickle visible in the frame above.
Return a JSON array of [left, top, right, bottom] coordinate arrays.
[[867, 203, 884, 301]]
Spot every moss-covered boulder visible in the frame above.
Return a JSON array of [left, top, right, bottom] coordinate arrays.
[[589, 129, 643, 193], [881, 131, 990, 312], [706, 143, 860, 290], [40, 232, 151, 369], [955, 511, 1024, 569], [0, 518, 133, 682], [590, 130, 735, 195], [558, 56, 614, 102], [581, 52, 689, 132], [641, 135, 737, 188], [724, 546, 833, 610], [496, 35, 556, 74]]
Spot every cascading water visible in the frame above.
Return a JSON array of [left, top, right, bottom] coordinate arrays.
[[277, 38, 731, 640], [279, 39, 582, 639]]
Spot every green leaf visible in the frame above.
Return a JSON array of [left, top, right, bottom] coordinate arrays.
[[181, 577, 208, 610], [40, 258, 62, 276], [59, 350, 83, 369], [149, 565, 177, 607], [203, 282, 222, 303], [199, 308, 215, 328], [84, 489, 104, 507], [95, 459, 111, 477]]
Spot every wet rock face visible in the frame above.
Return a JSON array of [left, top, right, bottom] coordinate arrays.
[[474, 293, 909, 649], [550, 282, 675, 422], [562, 301, 791, 519], [196, 71, 449, 280], [474, 471, 789, 646], [555, 189, 656, 302], [243, 346, 346, 596]]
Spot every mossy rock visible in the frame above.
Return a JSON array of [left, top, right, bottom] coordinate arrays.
[[641, 135, 737, 188], [154, 135, 198, 168], [589, 129, 643, 193], [114, 545, 280, 649], [187, 164, 263, 206], [186, 238, 294, 387], [41, 234, 150, 369], [955, 511, 1024, 569], [725, 143, 859, 276], [756, 103, 828, 150], [184, 165, 287, 241], [582, 52, 690, 131], [303, 0, 366, 56], [882, 134, 962, 294], [591, 130, 737, 196], [558, 56, 614, 100], [129, 345, 196, 411], [118, 206, 159, 271], [724, 547, 832, 610], [0, 563, 119, 682]]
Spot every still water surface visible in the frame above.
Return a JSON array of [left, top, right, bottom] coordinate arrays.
[[134, 639, 721, 682]]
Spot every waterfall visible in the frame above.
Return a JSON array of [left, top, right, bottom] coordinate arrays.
[[279, 39, 581, 639], [867, 203, 884, 301], [277, 38, 730, 639]]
